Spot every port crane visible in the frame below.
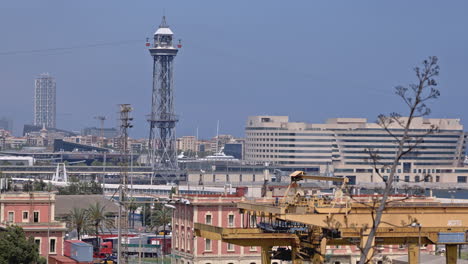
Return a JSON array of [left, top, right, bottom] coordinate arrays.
[[196, 171, 468, 264]]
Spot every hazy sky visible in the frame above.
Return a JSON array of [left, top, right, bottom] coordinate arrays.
[[1, 1, 467, 138]]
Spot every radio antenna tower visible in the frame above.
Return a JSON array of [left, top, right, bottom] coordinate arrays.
[[147, 16, 180, 181], [117, 104, 132, 264]]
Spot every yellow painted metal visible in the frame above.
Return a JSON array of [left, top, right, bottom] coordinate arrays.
[[261, 246, 272, 264], [196, 173, 468, 263], [194, 223, 299, 247], [408, 243, 419, 264], [446, 244, 458, 264], [290, 170, 348, 183]]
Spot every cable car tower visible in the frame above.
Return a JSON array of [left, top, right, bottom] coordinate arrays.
[[147, 16, 181, 181]]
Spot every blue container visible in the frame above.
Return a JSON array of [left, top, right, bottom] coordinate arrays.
[[438, 232, 466, 243], [70, 242, 93, 262]]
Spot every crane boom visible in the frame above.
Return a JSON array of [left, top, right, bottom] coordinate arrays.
[[290, 170, 348, 183]]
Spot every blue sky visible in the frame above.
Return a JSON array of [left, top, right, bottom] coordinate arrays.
[[1, 1, 467, 138]]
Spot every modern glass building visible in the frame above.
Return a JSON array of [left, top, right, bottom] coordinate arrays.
[[34, 73, 56, 128]]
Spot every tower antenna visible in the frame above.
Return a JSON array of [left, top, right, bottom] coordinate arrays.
[[147, 17, 180, 184]]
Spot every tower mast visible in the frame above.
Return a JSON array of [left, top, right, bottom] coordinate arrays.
[[148, 16, 180, 182]]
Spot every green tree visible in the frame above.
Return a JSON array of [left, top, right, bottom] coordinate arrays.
[[87, 202, 114, 251], [150, 204, 172, 256], [32, 179, 46, 191], [0, 226, 40, 264], [127, 199, 139, 229], [67, 207, 89, 240], [150, 204, 172, 232]]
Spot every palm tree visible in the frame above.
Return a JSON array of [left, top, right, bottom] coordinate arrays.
[[150, 204, 172, 255], [87, 202, 109, 251], [67, 207, 88, 240], [127, 198, 139, 229]]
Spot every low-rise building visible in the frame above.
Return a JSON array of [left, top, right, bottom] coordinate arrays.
[[0, 192, 67, 257], [171, 189, 265, 264]]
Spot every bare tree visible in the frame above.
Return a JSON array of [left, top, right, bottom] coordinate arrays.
[[358, 56, 440, 264]]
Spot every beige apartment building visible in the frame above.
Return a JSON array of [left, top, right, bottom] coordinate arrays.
[[177, 136, 198, 153], [245, 116, 467, 184]]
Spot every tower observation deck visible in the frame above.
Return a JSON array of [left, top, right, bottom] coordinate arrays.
[[148, 16, 180, 178]]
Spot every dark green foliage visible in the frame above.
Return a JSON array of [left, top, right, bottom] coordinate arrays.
[[57, 181, 103, 195], [0, 226, 40, 264]]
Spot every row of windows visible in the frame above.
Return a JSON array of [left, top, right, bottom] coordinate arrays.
[[342, 151, 455, 155], [7, 211, 41, 223], [344, 156, 455, 160], [278, 156, 332, 159], [34, 237, 56, 254], [341, 139, 458, 144], [337, 168, 453, 174], [335, 133, 462, 138], [246, 127, 463, 133], [343, 145, 458, 149]]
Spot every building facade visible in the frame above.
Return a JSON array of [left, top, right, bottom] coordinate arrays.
[[34, 73, 56, 128], [0, 192, 67, 257], [245, 116, 467, 184], [171, 191, 263, 264], [177, 136, 198, 153]]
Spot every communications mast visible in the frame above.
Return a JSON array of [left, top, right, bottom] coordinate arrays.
[[147, 16, 180, 178]]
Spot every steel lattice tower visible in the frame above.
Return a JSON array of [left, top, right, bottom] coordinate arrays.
[[148, 16, 179, 174]]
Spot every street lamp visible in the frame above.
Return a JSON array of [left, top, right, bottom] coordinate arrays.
[[411, 222, 422, 263]]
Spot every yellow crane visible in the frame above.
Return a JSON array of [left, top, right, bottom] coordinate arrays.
[[196, 171, 468, 264]]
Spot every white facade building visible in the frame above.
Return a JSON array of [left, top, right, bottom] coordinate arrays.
[[245, 116, 467, 184]]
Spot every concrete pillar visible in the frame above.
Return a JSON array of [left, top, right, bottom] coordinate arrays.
[[408, 243, 419, 264], [261, 246, 271, 264], [446, 244, 458, 264]]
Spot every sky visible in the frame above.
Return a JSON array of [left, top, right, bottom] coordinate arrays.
[[0, 1, 467, 139]]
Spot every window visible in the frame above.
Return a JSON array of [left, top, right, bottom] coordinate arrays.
[[205, 239, 212, 251], [436, 176, 440, 182], [253, 174, 256, 182], [33, 211, 39, 223], [415, 176, 420, 182], [34, 239, 41, 252], [186, 233, 191, 251], [457, 176, 467, 183], [205, 214, 212, 225], [404, 176, 410, 182], [227, 243, 234, 251], [228, 214, 234, 227], [395, 176, 400, 182], [49, 238, 56, 254], [181, 231, 185, 250], [8, 212, 14, 223], [239, 174, 243, 182], [22, 211, 29, 221]]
